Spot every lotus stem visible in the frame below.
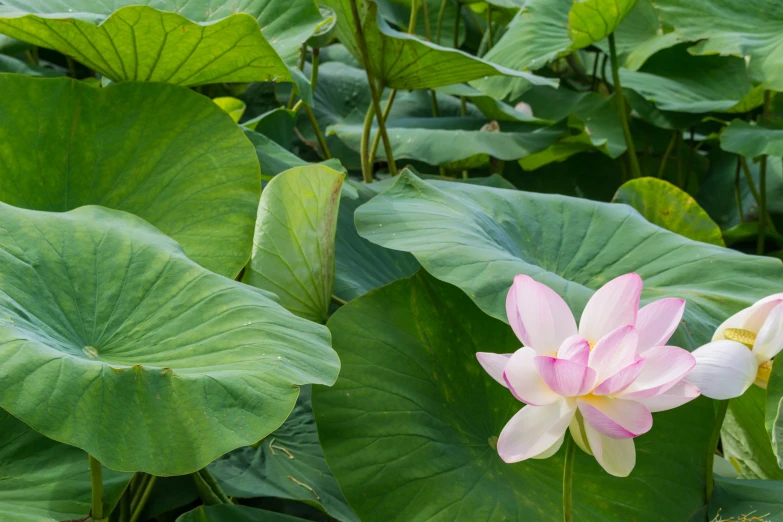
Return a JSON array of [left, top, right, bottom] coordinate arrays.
[[310, 48, 321, 93], [657, 131, 677, 179], [305, 105, 332, 159], [129, 475, 157, 522], [89, 455, 106, 521], [453, 3, 461, 48], [286, 45, 308, 109], [430, 90, 440, 117], [408, 0, 419, 33], [436, 0, 448, 44], [608, 33, 641, 179], [119, 485, 131, 522], [360, 102, 375, 183], [486, 5, 494, 49], [369, 89, 398, 167], [192, 468, 231, 506], [705, 399, 729, 502], [420, 0, 432, 40], [562, 433, 575, 522], [348, 0, 397, 175], [735, 157, 744, 221], [758, 90, 773, 254]]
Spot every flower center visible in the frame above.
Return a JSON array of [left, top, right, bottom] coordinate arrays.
[[588, 341, 595, 351], [724, 328, 757, 348]]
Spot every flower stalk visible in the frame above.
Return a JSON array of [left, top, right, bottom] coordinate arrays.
[[705, 400, 729, 502], [563, 434, 575, 522]]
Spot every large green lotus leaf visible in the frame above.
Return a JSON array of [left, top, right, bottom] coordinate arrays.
[[710, 477, 783, 522], [334, 179, 420, 302], [618, 45, 764, 113], [178, 505, 310, 522], [721, 120, 783, 158], [721, 385, 783, 480], [329, 118, 565, 168], [321, 0, 554, 89], [244, 166, 344, 323], [210, 386, 358, 522], [313, 271, 713, 522], [613, 177, 724, 246], [355, 171, 783, 350], [0, 76, 259, 278], [655, 0, 783, 91], [0, 411, 131, 522], [0, 204, 339, 475], [0, 0, 327, 85]]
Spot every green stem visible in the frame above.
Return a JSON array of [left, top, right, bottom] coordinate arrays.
[[331, 294, 348, 306], [460, 96, 467, 116], [657, 131, 677, 179], [735, 156, 744, 222], [420, 0, 432, 40], [130, 474, 150, 511], [66, 56, 78, 78], [684, 127, 695, 190], [590, 51, 600, 90], [435, 0, 448, 45], [310, 48, 321, 93], [119, 485, 131, 522], [360, 103, 375, 183], [758, 90, 772, 255], [192, 468, 231, 506], [430, 89, 440, 117], [348, 0, 397, 175], [286, 45, 307, 109], [562, 433, 575, 522], [453, 3, 461, 49], [89, 455, 106, 521], [608, 33, 641, 179], [369, 89, 398, 166], [706, 400, 729, 502], [304, 105, 332, 159], [408, 0, 419, 33], [129, 476, 157, 522], [486, 4, 494, 49], [740, 156, 764, 209]]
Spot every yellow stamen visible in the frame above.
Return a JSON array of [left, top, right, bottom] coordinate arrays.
[[588, 341, 595, 351], [724, 328, 757, 349]]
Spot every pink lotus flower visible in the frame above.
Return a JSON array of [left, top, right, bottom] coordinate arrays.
[[687, 293, 783, 399], [477, 273, 699, 477]]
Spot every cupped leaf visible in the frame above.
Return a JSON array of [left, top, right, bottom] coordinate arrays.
[[0, 204, 339, 475], [178, 505, 310, 522], [355, 171, 783, 349], [334, 179, 420, 302], [322, 0, 554, 89], [244, 166, 345, 323], [655, 0, 783, 91], [613, 177, 725, 246], [710, 476, 783, 522], [721, 120, 783, 158], [568, 0, 639, 49], [0, 75, 260, 278], [210, 386, 358, 522], [722, 386, 783, 480], [314, 271, 712, 522], [0, 411, 132, 522], [618, 45, 764, 113]]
